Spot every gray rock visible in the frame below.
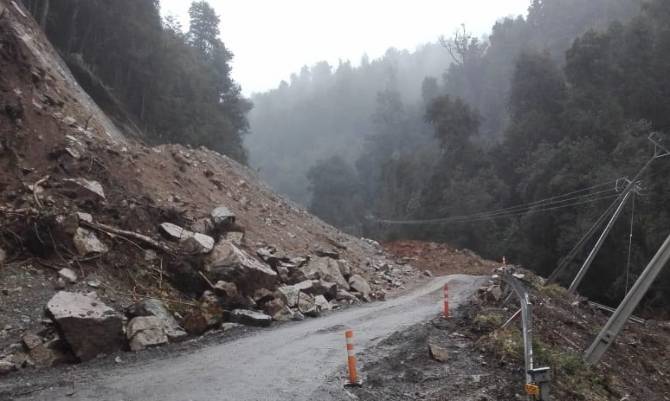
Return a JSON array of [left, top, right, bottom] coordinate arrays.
[[314, 249, 339, 259], [191, 218, 214, 235], [229, 309, 272, 327], [211, 206, 236, 229], [126, 299, 186, 342], [296, 292, 319, 317], [73, 228, 108, 256], [336, 289, 361, 304], [293, 280, 314, 292], [46, 291, 124, 361], [276, 285, 300, 308], [429, 342, 449, 362], [263, 298, 286, 317], [221, 322, 242, 331], [58, 268, 77, 284], [127, 316, 168, 351], [159, 223, 214, 254], [338, 260, 351, 278], [213, 281, 239, 302], [63, 178, 106, 200], [271, 306, 295, 322], [205, 240, 277, 293], [0, 360, 15, 376], [299, 257, 350, 290], [223, 231, 245, 246], [200, 291, 224, 327], [314, 295, 332, 312], [310, 280, 338, 300], [0, 247, 6, 265], [76, 212, 93, 223], [349, 274, 372, 297]]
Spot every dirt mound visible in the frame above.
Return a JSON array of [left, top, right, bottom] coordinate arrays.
[[384, 240, 498, 276], [0, 0, 421, 374]]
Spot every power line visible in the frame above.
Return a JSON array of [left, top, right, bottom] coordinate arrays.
[[375, 191, 619, 225]]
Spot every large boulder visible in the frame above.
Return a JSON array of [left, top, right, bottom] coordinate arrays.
[[296, 292, 319, 317], [310, 280, 338, 300], [213, 280, 239, 304], [314, 295, 332, 312], [205, 240, 278, 293], [200, 291, 224, 327], [349, 274, 371, 297], [127, 316, 168, 352], [298, 257, 350, 290], [126, 299, 186, 342], [229, 309, 272, 327], [276, 285, 300, 308], [46, 292, 124, 361]]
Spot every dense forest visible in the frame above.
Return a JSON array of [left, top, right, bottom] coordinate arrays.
[[19, 0, 670, 310], [21, 0, 251, 162], [251, 0, 670, 311], [247, 45, 450, 204]]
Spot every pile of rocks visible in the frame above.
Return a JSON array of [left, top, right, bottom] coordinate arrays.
[[0, 204, 379, 373]]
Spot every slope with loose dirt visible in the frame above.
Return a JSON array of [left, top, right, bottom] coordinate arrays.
[[0, 0, 425, 378]]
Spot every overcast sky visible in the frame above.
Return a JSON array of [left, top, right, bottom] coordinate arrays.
[[160, 0, 530, 95]]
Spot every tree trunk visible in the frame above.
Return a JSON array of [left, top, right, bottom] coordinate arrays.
[[66, 1, 80, 53], [38, 0, 49, 30]]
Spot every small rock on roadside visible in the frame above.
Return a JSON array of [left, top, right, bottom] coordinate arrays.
[[58, 268, 77, 284], [428, 342, 449, 362], [229, 309, 272, 327], [127, 316, 169, 351]]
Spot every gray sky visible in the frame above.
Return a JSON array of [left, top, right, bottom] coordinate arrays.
[[160, 0, 530, 95]]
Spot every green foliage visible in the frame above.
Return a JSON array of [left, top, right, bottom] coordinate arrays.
[[22, 0, 251, 162]]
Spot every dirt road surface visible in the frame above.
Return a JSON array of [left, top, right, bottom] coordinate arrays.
[[8, 275, 486, 401]]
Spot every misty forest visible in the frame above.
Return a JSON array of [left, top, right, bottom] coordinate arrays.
[[22, 0, 670, 313]]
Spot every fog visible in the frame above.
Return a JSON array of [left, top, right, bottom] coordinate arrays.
[[160, 0, 530, 95]]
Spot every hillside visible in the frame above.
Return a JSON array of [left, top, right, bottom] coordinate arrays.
[[0, 0, 422, 376]]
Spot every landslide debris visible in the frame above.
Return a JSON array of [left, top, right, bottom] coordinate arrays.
[[384, 240, 498, 276], [0, 1, 422, 376]]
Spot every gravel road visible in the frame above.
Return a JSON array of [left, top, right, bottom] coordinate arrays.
[[10, 275, 486, 401]]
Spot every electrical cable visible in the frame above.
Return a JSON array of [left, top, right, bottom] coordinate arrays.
[[625, 193, 636, 295], [375, 186, 619, 225]]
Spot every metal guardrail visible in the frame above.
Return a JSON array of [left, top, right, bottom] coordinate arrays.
[[499, 269, 551, 401]]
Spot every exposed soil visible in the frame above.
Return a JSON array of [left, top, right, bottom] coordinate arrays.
[[321, 271, 670, 401], [0, 0, 421, 378], [384, 240, 499, 276], [346, 310, 520, 401]]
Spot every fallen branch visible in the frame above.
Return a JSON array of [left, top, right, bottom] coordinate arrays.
[[80, 220, 175, 254], [198, 270, 216, 289]]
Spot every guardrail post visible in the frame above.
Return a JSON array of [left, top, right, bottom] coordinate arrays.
[[500, 271, 551, 401]]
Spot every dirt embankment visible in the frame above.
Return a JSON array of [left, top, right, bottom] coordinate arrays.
[[385, 240, 499, 276], [0, 0, 423, 378], [348, 270, 670, 401]]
